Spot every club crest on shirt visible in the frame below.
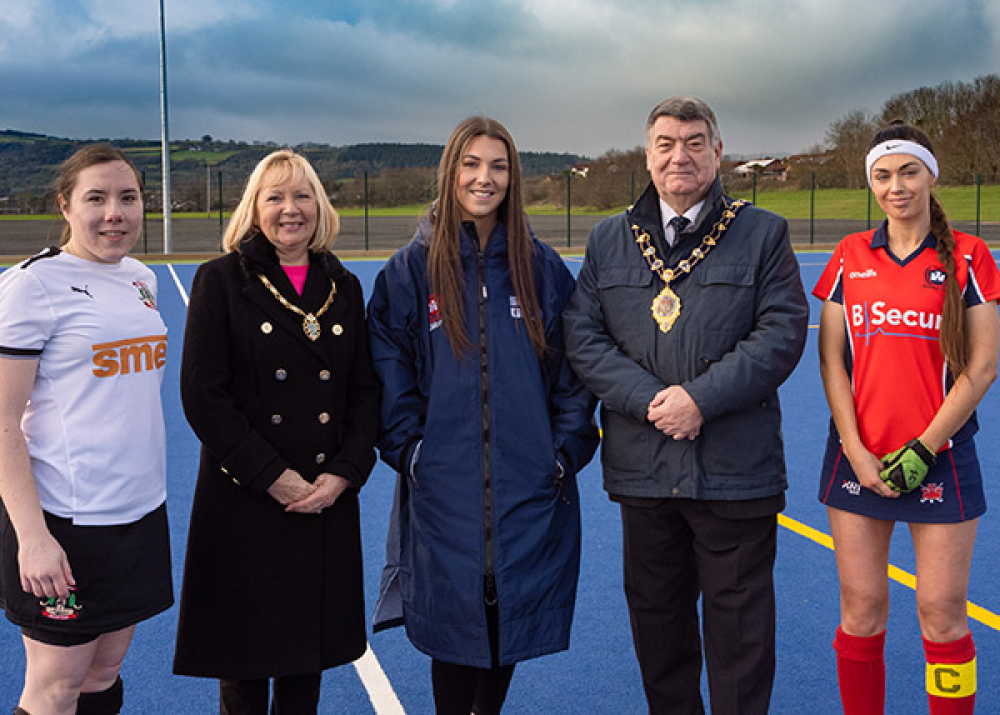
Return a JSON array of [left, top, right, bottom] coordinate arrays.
[[924, 266, 947, 291], [428, 294, 442, 332], [920, 482, 945, 504], [40, 588, 83, 621], [133, 280, 157, 310]]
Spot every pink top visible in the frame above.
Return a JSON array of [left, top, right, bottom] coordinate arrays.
[[282, 264, 308, 295]]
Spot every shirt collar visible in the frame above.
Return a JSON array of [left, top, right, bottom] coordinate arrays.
[[869, 220, 938, 251], [659, 198, 704, 245]]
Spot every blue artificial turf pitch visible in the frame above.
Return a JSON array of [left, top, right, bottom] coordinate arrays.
[[2, 254, 1000, 713]]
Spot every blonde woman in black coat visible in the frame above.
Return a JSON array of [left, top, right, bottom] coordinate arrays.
[[173, 150, 380, 714]]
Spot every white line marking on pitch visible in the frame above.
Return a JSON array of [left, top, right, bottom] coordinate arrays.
[[354, 645, 405, 714], [167, 264, 189, 305]]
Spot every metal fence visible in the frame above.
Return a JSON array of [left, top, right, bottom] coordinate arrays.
[[1, 173, 996, 258]]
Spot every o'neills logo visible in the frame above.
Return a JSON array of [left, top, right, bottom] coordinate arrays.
[[849, 269, 878, 279], [92, 335, 167, 377]]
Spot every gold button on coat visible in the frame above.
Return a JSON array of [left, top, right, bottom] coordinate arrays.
[[260, 321, 273, 334], [319, 370, 331, 381], [318, 412, 330, 424], [275, 369, 288, 381], [271, 414, 283, 425], [332, 324, 344, 336]]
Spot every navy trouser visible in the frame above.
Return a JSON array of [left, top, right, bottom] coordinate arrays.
[[620, 497, 779, 715]]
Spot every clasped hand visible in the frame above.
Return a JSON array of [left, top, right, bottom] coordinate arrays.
[[648, 386, 703, 440], [267, 469, 350, 514]]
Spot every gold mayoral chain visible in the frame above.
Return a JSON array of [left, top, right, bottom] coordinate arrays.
[[631, 199, 747, 333], [258, 273, 337, 341]]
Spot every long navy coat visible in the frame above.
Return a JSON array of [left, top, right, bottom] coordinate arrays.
[[173, 233, 380, 679], [368, 219, 598, 668]]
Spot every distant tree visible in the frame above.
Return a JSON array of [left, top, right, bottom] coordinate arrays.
[[879, 83, 956, 141], [825, 74, 1000, 186], [825, 109, 877, 189], [937, 75, 1000, 181], [202, 134, 213, 143], [542, 147, 648, 209]]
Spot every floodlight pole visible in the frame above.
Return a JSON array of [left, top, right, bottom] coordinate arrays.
[[158, 0, 172, 253]]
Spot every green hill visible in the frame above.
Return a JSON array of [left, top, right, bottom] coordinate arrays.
[[0, 130, 586, 198]]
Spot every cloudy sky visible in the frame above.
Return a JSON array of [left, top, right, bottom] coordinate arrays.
[[2, 0, 998, 158]]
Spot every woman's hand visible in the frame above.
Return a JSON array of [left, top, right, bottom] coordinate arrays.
[[845, 445, 899, 499], [267, 469, 316, 506], [18, 530, 75, 599], [285, 473, 351, 515]]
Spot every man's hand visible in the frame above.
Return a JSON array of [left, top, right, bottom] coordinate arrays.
[[879, 439, 936, 493], [647, 386, 703, 440]]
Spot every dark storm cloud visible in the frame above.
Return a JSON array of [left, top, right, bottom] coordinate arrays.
[[1, 0, 998, 156]]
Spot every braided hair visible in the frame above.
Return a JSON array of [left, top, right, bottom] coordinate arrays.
[[869, 122, 966, 374]]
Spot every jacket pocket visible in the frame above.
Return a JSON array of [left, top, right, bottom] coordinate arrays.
[[694, 263, 757, 334], [600, 405, 653, 478], [699, 402, 782, 477], [596, 267, 655, 339]]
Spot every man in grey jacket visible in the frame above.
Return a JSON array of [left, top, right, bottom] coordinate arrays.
[[563, 96, 808, 714]]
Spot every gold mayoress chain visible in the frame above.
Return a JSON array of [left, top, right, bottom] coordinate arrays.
[[259, 273, 337, 341], [630, 199, 747, 332]]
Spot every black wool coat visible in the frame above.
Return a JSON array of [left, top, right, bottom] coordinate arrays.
[[173, 233, 380, 679]]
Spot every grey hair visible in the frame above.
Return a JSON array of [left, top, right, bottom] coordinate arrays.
[[645, 96, 721, 146]]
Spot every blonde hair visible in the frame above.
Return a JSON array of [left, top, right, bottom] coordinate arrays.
[[223, 150, 339, 253]]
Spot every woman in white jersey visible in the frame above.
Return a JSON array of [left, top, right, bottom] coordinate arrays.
[[0, 144, 172, 715]]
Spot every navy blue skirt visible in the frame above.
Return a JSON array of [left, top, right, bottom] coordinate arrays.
[[818, 432, 985, 523]]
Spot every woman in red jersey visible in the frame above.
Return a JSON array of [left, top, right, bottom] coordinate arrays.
[[814, 122, 1000, 714]]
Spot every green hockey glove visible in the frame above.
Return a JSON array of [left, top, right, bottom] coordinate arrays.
[[879, 438, 936, 493]]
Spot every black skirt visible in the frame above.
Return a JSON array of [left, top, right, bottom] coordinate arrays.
[[0, 502, 173, 637]]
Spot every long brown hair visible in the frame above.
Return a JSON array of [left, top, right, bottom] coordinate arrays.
[[54, 144, 143, 246], [869, 122, 966, 373], [428, 117, 546, 357]]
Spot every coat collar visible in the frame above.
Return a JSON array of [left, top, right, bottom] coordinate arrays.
[[412, 216, 511, 259], [630, 177, 726, 246], [238, 231, 347, 284], [237, 231, 349, 360]]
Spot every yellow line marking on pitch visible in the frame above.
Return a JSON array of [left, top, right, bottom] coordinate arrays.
[[778, 513, 1000, 632]]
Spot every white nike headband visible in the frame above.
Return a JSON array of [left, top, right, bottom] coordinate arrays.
[[865, 140, 939, 187]]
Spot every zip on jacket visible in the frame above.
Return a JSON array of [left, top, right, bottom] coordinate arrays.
[[476, 241, 498, 606]]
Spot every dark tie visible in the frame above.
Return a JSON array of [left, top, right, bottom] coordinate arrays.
[[668, 215, 690, 234], [667, 215, 690, 243]]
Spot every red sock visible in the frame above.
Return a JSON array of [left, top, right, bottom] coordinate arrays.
[[924, 633, 976, 715], [833, 626, 886, 715]]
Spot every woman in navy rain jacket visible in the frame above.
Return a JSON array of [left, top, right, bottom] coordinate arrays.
[[368, 117, 598, 714]]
